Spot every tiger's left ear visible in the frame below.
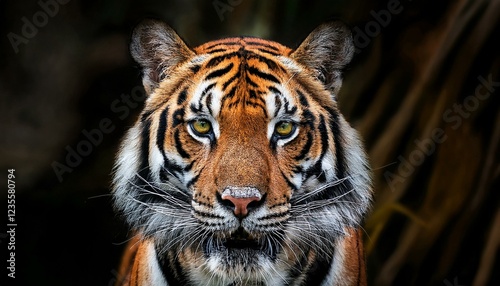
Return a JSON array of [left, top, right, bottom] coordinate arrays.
[[291, 21, 354, 96]]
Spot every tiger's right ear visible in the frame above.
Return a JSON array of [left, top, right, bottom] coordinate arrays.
[[130, 19, 194, 95]]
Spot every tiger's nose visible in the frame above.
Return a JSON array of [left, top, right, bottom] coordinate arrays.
[[220, 187, 263, 218]]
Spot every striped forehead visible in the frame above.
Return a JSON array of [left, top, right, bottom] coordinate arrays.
[[194, 37, 292, 55], [188, 37, 298, 119]]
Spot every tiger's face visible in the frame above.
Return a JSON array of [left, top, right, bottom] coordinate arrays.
[[113, 20, 372, 285]]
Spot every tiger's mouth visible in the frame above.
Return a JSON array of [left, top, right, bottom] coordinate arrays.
[[223, 228, 262, 250]]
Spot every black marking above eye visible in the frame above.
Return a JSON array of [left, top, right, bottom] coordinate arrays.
[[296, 89, 309, 107], [205, 63, 234, 80], [177, 88, 188, 105], [247, 66, 280, 83], [190, 65, 201, 74], [172, 108, 185, 128]]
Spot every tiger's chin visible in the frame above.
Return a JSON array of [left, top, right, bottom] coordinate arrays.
[[200, 231, 281, 281]]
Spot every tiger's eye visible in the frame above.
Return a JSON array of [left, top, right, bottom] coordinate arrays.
[[191, 119, 212, 135], [275, 121, 294, 137]]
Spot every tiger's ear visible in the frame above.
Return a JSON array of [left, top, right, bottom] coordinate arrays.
[[130, 19, 195, 94], [291, 21, 354, 96]]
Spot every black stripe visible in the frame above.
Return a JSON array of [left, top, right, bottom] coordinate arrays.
[[318, 115, 329, 156], [294, 132, 313, 160], [221, 85, 237, 108], [328, 110, 347, 178], [205, 53, 238, 68], [140, 109, 155, 122], [190, 103, 201, 113], [247, 66, 280, 83], [245, 100, 268, 118], [156, 106, 169, 158], [284, 100, 297, 116], [302, 109, 316, 128], [203, 41, 240, 51], [252, 48, 282, 57], [245, 74, 259, 87], [303, 255, 334, 285], [259, 212, 289, 221], [172, 108, 185, 128], [247, 53, 282, 71], [204, 93, 215, 118], [305, 160, 326, 184], [138, 119, 152, 180], [306, 115, 328, 183], [268, 231, 283, 261], [160, 162, 183, 181], [193, 209, 224, 219], [248, 89, 258, 99], [227, 99, 242, 109], [293, 165, 304, 174], [273, 93, 282, 118], [222, 72, 239, 91], [186, 172, 200, 189], [205, 48, 225, 53], [297, 89, 309, 107], [205, 63, 234, 80], [287, 249, 310, 281], [177, 88, 188, 105], [244, 40, 279, 51], [190, 64, 201, 74], [157, 249, 188, 286], [282, 170, 298, 191], [254, 47, 280, 56], [202, 83, 216, 96], [174, 129, 190, 158], [269, 86, 281, 95]]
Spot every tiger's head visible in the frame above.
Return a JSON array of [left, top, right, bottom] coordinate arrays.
[[113, 19, 372, 285]]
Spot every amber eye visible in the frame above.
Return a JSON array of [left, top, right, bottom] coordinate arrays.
[[190, 119, 212, 136], [274, 121, 295, 138]]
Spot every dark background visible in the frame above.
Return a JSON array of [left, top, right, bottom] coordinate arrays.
[[1, 0, 498, 285]]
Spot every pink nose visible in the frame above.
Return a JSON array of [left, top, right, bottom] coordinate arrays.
[[221, 187, 262, 218]]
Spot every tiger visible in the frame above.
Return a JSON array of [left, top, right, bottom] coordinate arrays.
[[112, 19, 372, 286]]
